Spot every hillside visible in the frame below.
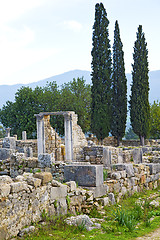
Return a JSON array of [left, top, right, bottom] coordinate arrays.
[[0, 69, 160, 108]]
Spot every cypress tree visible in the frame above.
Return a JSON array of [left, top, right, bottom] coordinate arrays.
[[91, 2, 112, 142], [129, 25, 150, 146], [111, 20, 127, 146]]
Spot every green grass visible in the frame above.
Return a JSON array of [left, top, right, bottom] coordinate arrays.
[[14, 188, 160, 240]]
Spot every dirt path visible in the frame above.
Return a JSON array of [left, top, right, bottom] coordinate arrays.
[[136, 227, 160, 239]]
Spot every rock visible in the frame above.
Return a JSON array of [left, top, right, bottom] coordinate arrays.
[[10, 181, 28, 193], [34, 172, 53, 185], [0, 175, 13, 184], [51, 180, 63, 187], [0, 183, 11, 197], [50, 185, 67, 201], [111, 172, 121, 180], [15, 175, 25, 182], [108, 193, 115, 205], [26, 176, 41, 188], [66, 181, 77, 192], [18, 226, 35, 237], [65, 215, 101, 231], [150, 200, 159, 207]]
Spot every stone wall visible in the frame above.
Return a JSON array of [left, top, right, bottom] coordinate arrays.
[[0, 172, 104, 239], [1, 161, 160, 239], [16, 139, 37, 157], [71, 112, 88, 161], [43, 115, 62, 161], [106, 163, 160, 201]]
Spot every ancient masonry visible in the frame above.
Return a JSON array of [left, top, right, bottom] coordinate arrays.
[[0, 111, 160, 239]]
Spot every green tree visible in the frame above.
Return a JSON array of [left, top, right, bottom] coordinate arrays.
[[129, 25, 150, 146], [111, 20, 127, 146], [125, 127, 139, 140], [91, 2, 112, 142], [0, 78, 91, 138], [150, 101, 160, 139], [60, 77, 91, 134], [0, 125, 5, 138]]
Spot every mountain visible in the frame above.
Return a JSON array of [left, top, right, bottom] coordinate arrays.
[[0, 70, 91, 108], [0, 69, 160, 108]]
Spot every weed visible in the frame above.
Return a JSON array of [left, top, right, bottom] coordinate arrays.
[[41, 209, 50, 222], [103, 169, 108, 181], [66, 195, 71, 208], [54, 200, 58, 209], [112, 207, 136, 232]]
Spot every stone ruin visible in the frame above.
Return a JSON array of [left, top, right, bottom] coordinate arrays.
[[1, 111, 160, 239]]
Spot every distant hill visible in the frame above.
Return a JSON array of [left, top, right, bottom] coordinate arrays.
[[0, 69, 160, 108]]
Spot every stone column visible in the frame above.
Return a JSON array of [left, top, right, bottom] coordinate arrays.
[[64, 114, 73, 162], [6, 128, 11, 137], [22, 131, 27, 141], [35, 115, 45, 155]]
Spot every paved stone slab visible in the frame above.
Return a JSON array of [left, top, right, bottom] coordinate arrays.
[[64, 165, 103, 187]]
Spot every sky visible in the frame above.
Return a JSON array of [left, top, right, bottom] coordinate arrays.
[[0, 0, 159, 85]]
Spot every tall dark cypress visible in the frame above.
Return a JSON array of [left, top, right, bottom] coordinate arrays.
[[91, 2, 112, 142], [129, 25, 150, 146], [111, 20, 127, 146]]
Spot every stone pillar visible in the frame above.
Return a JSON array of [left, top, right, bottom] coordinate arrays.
[[22, 131, 27, 141], [64, 114, 73, 162], [103, 147, 112, 167], [6, 128, 11, 137], [36, 115, 45, 155]]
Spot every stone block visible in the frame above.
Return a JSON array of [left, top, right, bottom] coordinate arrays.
[[50, 185, 67, 201], [132, 148, 143, 163], [38, 153, 55, 168], [102, 147, 112, 167], [2, 137, 16, 149], [146, 164, 160, 174], [26, 176, 41, 188], [64, 165, 103, 187], [87, 184, 108, 198], [34, 172, 53, 185], [0, 148, 15, 160], [113, 164, 134, 177], [0, 183, 11, 197], [10, 181, 28, 193]]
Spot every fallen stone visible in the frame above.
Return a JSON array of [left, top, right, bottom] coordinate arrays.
[[10, 181, 28, 193], [26, 176, 42, 188], [34, 172, 53, 185], [0, 175, 13, 184], [51, 179, 63, 187], [18, 226, 35, 237], [0, 183, 11, 197]]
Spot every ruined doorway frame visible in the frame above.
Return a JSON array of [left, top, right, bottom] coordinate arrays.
[[35, 111, 74, 162]]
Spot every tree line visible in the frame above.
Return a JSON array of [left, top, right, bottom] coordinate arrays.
[[0, 2, 159, 144], [0, 78, 91, 139]]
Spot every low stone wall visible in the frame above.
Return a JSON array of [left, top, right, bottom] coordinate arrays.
[[16, 139, 37, 157], [83, 146, 144, 165], [0, 172, 106, 239], [106, 163, 160, 201], [1, 161, 160, 239]]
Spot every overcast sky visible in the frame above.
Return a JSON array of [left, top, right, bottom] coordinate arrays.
[[0, 0, 159, 85]]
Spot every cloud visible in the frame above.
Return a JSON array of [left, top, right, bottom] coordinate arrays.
[[63, 20, 83, 32]]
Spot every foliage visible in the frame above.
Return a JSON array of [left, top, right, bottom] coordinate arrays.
[[129, 25, 150, 146], [91, 2, 112, 141], [112, 207, 136, 232], [125, 127, 139, 139], [0, 125, 5, 138], [103, 168, 108, 181], [111, 20, 127, 146], [150, 101, 160, 139], [0, 77, 91, 139]]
